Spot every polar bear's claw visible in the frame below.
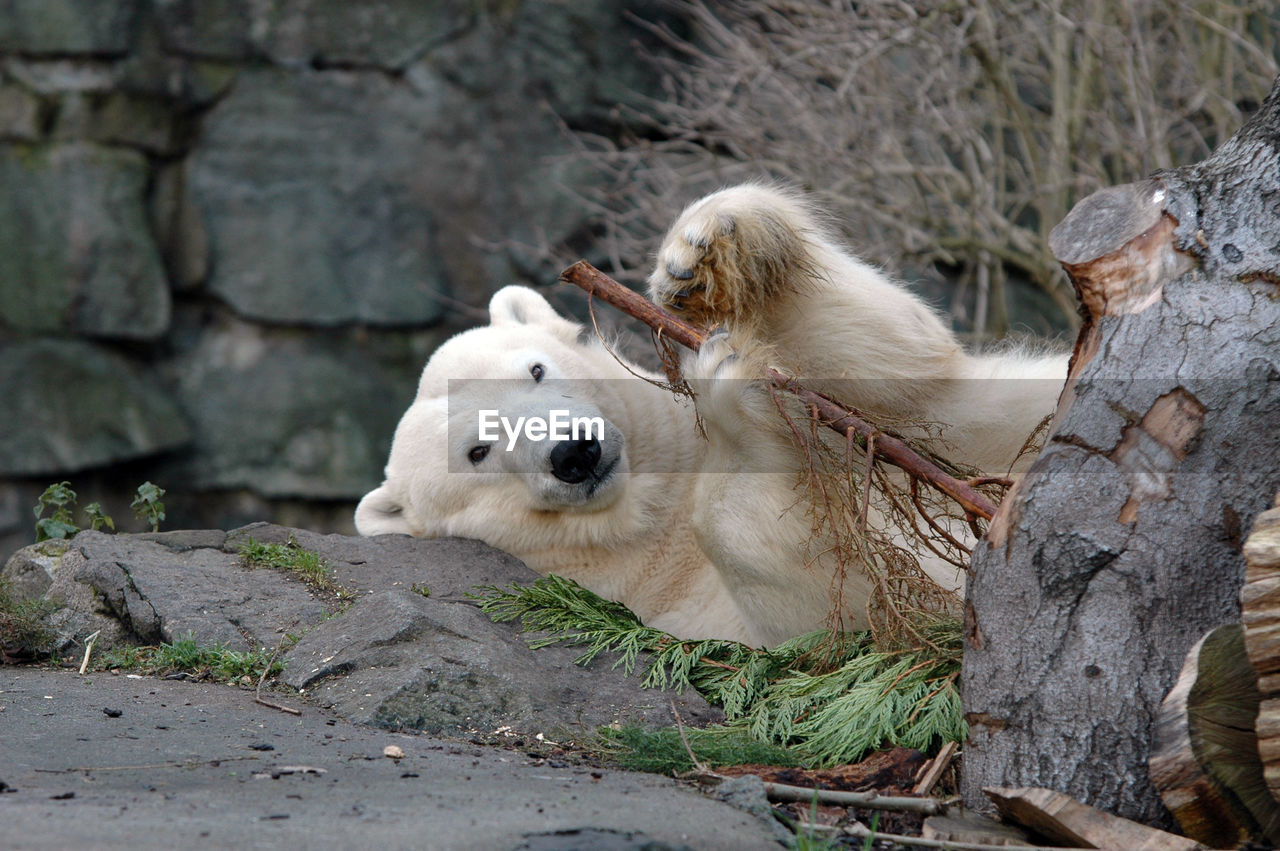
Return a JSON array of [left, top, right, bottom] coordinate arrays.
[[665, 261, 694, 281]]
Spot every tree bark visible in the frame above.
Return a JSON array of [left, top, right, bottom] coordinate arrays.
[[961, 75, 1280, 824]]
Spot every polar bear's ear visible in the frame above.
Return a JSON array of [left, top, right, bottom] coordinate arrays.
[[489, 286, 581, 342], [354, 484, 415, 537]]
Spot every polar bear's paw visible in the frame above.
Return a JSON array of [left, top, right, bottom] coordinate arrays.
[[647, 185, 815, 332], [687, 328, 765, 424], [687, 329, 738, 385]]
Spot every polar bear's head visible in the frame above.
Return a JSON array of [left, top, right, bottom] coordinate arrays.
[[355, 286, 676, 553]]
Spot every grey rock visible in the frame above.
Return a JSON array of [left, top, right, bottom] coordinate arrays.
[[716, 775, 795, 843], [0, 143, 170, 339], [0, 1, 140, 56], [266, 1, 471, 69], [282, 587, 717, 736], [190, 67, 450, 326], [117, 49, 239, 108], [56, 529, 328, 650], [230, 522, 535, 601], [0, 536, 129, 652], [0, 339, 191, 476], [428, 1, 665, 123], [0, 83, 40, 140], [11, 523, 721, 739], [161, 318, 417, 499], [248, 524, 721, 735], [150, 158, 209, 290], [156, 0, 471, 67], [53, 91, 185, 155], [0, 539, 71, 603], [152, 0, 261, 61], [4, 58, 121, 93]]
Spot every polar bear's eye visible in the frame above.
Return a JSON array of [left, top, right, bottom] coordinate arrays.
[[468, 445, 490, 465], [530, 363, 546, 382]]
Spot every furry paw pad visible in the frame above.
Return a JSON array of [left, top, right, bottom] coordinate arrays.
[[647, 186, 810, 332]]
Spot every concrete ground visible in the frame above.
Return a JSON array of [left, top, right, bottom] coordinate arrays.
[[0, 668, 784, 850]]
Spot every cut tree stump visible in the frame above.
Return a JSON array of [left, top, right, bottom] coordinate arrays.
[[962, 74, 1280, 824], [1242, 496, 1280, 801], [1149, 622, 1280, 846]]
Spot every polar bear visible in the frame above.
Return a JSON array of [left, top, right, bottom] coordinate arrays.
[[357, 184, 1067, 647], [353, 285, 750, 641], [646, 184, 1066, 642]]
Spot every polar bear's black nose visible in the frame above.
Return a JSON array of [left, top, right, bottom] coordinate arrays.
[[550, 437, 602, 484]]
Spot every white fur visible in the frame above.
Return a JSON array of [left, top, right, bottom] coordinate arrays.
[[358, 184, 1067, 647]]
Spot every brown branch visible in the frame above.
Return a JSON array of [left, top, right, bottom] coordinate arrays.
[[559, 260, 999, 521], [254, 624, 301, 716], [254, 696, 302, 716]]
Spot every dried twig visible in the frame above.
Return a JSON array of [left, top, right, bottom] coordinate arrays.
[[669, 697, 711, 776], [762, 780, 945, 815], [254, 695, 301, 716], [843, 823, 1088, 851], [559, 260, 999, 521], [254, 627, 300, 716]]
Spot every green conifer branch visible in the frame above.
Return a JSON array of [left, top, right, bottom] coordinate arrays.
[[475, 575, 964, 766]]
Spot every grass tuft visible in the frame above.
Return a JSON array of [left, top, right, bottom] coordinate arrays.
[[237, 535, 347, 597], [0, 579, 56, 659], [97, 633, 285, 682]]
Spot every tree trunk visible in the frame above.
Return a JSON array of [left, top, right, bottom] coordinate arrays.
[[961, 75, 1280, 824]]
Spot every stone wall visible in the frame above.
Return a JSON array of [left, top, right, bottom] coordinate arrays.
[[0, 0, 676, 559]]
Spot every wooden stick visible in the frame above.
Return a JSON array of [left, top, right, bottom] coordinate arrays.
[[843, 823, 1094, 851], [761, 780, 945, 815], [562, 260, 709, 350], [254, 696, 302, 716], [559, 260, 1000, 521], [78, 629, 101, 675], [913, 740, 959, 796], [254, 626, 301, 716]]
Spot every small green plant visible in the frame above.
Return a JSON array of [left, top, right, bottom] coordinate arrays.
[[33, 482, 81, 542], [97, 633, 285, 683], [130, 482, 166, 532], [33, 480, 166, 541], [238, 535, 346, 596], [860, 813, 880, 851], [410, 582, 431, 598], [83, 502, 115, 532]]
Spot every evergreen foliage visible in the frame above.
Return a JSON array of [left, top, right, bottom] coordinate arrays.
[[476, 575, 964, 766]]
